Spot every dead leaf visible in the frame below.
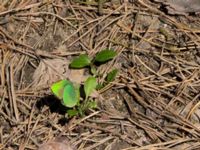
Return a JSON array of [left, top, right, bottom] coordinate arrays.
[[32, 58, 70, 88], [38, 137, 74, 150], [32, 58, 87, 89], [69, 69, 87, 84]]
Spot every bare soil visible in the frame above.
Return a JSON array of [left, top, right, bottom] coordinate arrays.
[[1, 1, 200, 150]]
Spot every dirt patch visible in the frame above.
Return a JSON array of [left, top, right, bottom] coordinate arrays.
[[1, 1, 200, 150]]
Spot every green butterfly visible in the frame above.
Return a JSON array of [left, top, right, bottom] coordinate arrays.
[[51, 80, 79, 108]]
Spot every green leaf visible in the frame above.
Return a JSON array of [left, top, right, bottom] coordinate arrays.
[[63, 82, 79, 107], [70, 54, 91, 68], [90, 65, 97, 75], [51, 80, 71, 99], [96, 83, 104, 90], [74, 83, 80, 103], [94, 49, 117, 63], [88, 101, 97, 109], [67, 109, 79, 117], [78, 108, 84, 117], [84, 76, 97, 99], [106, 69, 118, 83]]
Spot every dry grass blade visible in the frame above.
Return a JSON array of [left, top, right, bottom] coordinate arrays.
[[1, 0, 200, 149]]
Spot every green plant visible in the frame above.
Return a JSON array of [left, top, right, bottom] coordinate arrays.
[[106, 69, 118, 83], [51, 80, 79, 108], [51, 76, 97, 117], [70, 49, 117, 74], [51, 49, 118, 117]]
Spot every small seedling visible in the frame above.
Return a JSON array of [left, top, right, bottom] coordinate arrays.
[[70, 54, 91, 68], [51, 76, 97, 117], [106, 69, 118, 83], [51, 49, 118, 117], [94, 50, 117, 63], [51, 80, 79, 108], [84, 76, 98, 100], [96, 69, 119, 90], [70, 49, 117, 75]]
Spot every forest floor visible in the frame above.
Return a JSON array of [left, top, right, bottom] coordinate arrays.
[[1, 1, 200, 150]]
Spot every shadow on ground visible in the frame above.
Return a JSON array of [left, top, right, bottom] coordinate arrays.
[[36, 95, 69, 125]]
